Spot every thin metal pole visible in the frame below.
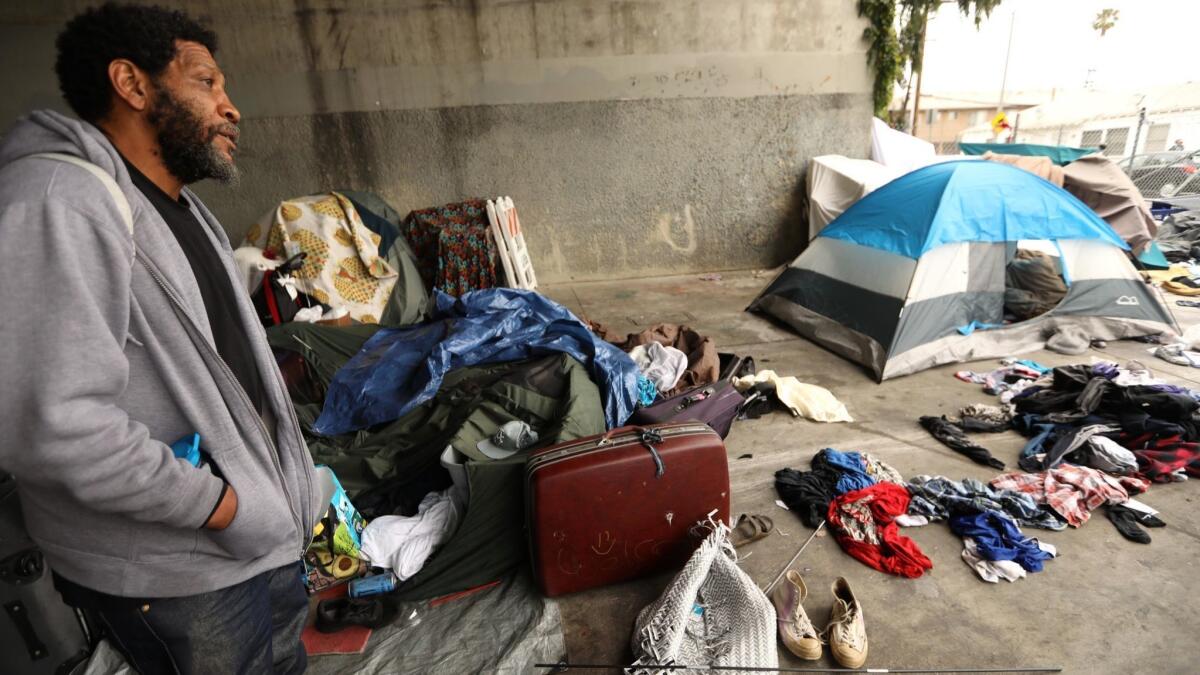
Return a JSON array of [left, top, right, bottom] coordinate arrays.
[[911, 18, 928, 138], [992, 10, 1016, 142], [762, 520, 826, 595], [1130, 106, 1146, 163], [997, 11, 1015, 113], [536, 662, 1063, 673]]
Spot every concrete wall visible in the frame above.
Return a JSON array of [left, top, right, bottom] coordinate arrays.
[[0, 1, 873, 282]]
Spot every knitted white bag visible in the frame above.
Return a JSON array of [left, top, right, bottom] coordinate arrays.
[[627, 521, 778, 674]]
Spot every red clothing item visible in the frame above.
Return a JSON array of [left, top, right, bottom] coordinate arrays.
[[827, 482, 933, 579], [1123, 434, 1200, 482]]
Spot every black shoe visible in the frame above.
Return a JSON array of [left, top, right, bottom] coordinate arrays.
[[315, 598, 396, 633]]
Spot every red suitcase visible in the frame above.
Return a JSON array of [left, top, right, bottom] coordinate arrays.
[[525, 422, 730, 597]]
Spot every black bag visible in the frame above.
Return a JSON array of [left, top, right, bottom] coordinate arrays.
[[717, 352, 756, 381], [0, 475, 91, 675], [251, 252, 309, 327]]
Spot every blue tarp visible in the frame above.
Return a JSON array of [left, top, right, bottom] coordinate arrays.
[[312, 288, 641, 436], [956, 320, 1003, 336], [958, 142, 1098, 166], [819, 161, 1129, 259], [1137, 241, 1170, 270]]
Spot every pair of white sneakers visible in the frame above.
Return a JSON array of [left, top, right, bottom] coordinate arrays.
[[771, 571, 868, 668]]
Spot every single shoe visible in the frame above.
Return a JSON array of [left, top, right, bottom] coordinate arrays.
[[770, 570, 822, 660], [1154, 344, 1191, 367], [315, 597, 396, 634], [827, 577, 867, 668]]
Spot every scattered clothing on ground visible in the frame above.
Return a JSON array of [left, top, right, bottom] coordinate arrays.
[[1106, 504, 1163, 544], [862, 453, 905, 485], [827, 482, 933, 579], [776, 462, 839, 529], [776, 449, 903, 528], [962, 538, 1027, 583], [949, 511, 1057, 574], [825, 449, 875, 495], [961, 536, 1057, 584], [1040, 424, 1122, 470], [954, 360, 1049, 404], [918, 416, 1006, 469], [822, 449, 904, 495], [990, 464, 1149, 528], [1124, 435, 1200, 482], [956, 403, 1013, 432], [905, 475, 1066, 531], [733, 371, 853, 422], [1079, 436, 1139, 475]]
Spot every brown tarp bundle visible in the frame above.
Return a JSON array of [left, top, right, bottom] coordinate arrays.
[[983, 151, 1065, 187], [1062, 155, 1157, 254], [588, 322, 719, 397]]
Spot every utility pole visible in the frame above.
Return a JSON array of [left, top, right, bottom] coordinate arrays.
[[911, 18, 928, 138], [994, 11, 1015, 141]]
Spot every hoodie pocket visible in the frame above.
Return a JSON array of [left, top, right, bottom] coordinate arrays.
[[198, 445, 296, 560]]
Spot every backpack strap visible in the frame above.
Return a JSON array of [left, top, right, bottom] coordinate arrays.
[[27, 152, 135, 256]]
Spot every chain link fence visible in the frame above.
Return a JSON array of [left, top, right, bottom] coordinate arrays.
[[1118, 150, 1200, 200]]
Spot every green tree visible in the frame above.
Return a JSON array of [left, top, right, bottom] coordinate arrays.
[[858, 0, 1003, 119], [1093, 8, 1119, 37]]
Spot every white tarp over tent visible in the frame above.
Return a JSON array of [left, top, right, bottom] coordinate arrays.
[[807, 155, 899, 240], [870, 117, 936, 173]]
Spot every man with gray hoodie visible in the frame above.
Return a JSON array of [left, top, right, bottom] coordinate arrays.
[[0, 4, 323, 673]]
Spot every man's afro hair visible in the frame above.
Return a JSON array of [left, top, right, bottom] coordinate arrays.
[[55, 2, 217, 122]]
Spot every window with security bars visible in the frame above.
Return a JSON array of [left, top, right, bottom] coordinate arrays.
[[1144, 124, 1170, 153], [1104, 127, 1129, 155], [1080, 129, 1103, 147]]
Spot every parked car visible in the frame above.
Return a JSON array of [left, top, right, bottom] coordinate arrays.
[[1121, 151, 1200, 197]]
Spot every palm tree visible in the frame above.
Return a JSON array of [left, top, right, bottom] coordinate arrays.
[[1093, 8, 1119, 37]]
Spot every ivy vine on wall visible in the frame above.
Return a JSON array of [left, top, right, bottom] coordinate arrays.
[[857, 0, 1003, 121]]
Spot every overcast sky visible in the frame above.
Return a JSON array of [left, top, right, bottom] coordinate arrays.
[[919, 0, 1192, 98]]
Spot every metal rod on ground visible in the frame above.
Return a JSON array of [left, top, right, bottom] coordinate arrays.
[[536, 662, 1062, 673], [762, 520, 825, 595]]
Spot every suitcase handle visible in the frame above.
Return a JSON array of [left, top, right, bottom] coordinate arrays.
[[4, 600, 48, 661], [598, 427, 665, 478]]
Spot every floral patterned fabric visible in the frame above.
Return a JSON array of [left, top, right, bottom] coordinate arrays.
[[402, 200, 500, 297], [244, 192, 397, 323]]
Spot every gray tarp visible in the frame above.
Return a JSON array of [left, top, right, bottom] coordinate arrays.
[[309, 572, 564, 675], [1062, 155, 1157, 253], [80, 571, 565, 675]]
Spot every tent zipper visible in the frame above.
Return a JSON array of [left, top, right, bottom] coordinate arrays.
[[137, 255, 307, 554]]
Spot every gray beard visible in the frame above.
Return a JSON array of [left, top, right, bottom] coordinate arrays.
[[147, 86, 239, 186]]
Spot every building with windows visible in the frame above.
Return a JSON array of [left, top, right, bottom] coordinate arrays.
[[958, 84, 1200, 160], [890, 91, 1043, 153]]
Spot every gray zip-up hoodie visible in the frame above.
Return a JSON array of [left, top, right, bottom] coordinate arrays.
[[0, 110, 323, 597]]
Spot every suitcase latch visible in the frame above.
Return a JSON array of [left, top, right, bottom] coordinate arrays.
[[639, 429, 666, 478]]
